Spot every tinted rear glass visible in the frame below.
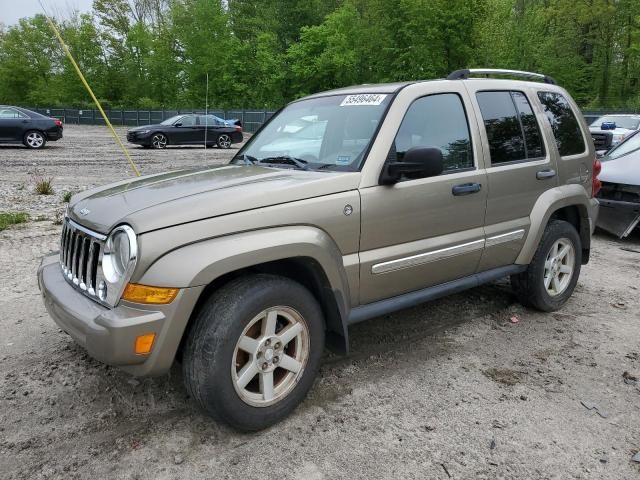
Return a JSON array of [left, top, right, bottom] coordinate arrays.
[[537, 92, 586, 156], [476, 91, 526, 163]]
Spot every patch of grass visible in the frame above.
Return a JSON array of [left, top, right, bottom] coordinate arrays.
[[34, 176, 54, 195], [0, 212, 29, 231], [62, 191, 73, 203]]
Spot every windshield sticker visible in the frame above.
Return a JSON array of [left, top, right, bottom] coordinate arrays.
[[336, 155, 351, 165], [340, 94, 387, 107]]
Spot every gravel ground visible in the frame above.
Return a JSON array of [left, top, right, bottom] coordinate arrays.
[[1, 125, 639, 479]]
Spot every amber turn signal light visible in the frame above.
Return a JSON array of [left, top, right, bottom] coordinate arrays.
[[135, 333, 156, 355], [122, 283, 179, 304]]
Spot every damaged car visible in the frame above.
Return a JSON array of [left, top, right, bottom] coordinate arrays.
[[596, 130, 640, 238]]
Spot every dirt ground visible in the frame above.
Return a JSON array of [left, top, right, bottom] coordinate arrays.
[[1, 125, 639, 479]]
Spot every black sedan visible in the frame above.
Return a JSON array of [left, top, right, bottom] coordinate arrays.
[[127, 114, 243, 149], [0, 106, 63, 149]]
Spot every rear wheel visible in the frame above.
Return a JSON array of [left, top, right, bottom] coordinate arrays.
[[511, 220, 581, 312], [23, 130, 46, 149], [151, 133, 167, 149], [217, 134, 232, 149], [183, 274, 324, 431]]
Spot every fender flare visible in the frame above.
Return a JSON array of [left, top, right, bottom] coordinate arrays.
[[138, 225, 352, 343], [516, 185, 595, 265]]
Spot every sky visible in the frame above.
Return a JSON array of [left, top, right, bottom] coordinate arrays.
[[0, 0, 94, 26]]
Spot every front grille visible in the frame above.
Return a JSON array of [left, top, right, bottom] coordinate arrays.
[[60, 218, 105, 297], [591, 132, 612, 150]]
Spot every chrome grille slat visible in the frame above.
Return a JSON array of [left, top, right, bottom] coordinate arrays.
[[86, 241, 96, 293], [59, 218, 104, 300], [77, 236, 87, 289]]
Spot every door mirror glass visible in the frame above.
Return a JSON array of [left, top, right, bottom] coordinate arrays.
[[174, 122, 183, 127], [381, 147, 444, 184]]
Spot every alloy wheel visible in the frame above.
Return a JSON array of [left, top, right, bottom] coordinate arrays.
[[218, 134, 232, 149], [231, 306, 310, 407], [152, 134, 167, 148], [543, 238, 575, 297], [26, 132, 44, 148]]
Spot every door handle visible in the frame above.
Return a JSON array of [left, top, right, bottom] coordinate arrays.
[[536, 169, 556, 180], [452, 183, 482, 196]]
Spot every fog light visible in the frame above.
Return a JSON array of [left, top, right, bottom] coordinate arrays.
[[98, 281, 107, 301], [122, 283, 179, 304], [135, 333, 155, 355]]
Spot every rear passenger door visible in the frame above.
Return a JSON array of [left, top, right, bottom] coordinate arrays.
[[465, 85, 557, 271]]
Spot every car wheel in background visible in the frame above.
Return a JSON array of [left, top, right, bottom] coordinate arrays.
[[217, 134, 232, 149], [182, 274, 324, 431], [151, 133, 168, 149], [23, 131, 47, 149], [511, 220, 582, 312]]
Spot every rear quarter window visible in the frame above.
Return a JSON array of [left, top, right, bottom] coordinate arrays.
[[537, 92, 586, 156]]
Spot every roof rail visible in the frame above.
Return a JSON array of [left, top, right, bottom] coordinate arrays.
[[447, 68, 556, 85]]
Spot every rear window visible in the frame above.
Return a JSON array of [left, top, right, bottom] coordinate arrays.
[[476, 91, 545, 164], [537, 92, 586, 156]]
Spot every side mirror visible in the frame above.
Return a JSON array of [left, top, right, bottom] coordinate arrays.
[[174, 122, 183, 127], [380, 147, 444, 185]]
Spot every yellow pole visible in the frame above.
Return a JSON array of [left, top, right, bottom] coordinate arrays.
[[39, 5, 141, 177]]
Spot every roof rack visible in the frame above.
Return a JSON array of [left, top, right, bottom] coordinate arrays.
[[447, 68, 556, 85]]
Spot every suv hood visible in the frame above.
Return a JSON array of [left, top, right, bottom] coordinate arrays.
[[69, 165, 361, 234]]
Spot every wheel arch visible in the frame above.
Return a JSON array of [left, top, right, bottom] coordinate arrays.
[[137, 227, 353, 357], [516, 185, 596, 265]]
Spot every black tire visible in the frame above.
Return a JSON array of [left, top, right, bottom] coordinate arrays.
[[216, 134, 232, 149], [182, 274, 325, 431], [23, 130, 47, 149], [511, 220, 582, 312]]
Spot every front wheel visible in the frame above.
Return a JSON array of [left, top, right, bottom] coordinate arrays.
[[182, 274, 324, 431], [511, 220, 581, 312], [151, 133, 167, 149], [217, 134, 232, 149], [24, 131, 46, 149]]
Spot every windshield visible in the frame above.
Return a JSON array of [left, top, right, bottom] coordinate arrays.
[[160, 115, 183, 125], [233, 93, 392, 170], [603, 131, 640, 161], [592, 116, 640, 130]]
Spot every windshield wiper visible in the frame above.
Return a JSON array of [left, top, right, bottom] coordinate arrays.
[[235, 153, 258, 165], [257, 155, 310, 170]]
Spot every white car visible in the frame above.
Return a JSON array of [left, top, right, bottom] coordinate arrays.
[[589, 114, 640, 153]]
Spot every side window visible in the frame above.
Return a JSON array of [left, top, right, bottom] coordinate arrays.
[[394, 93, 473, 173], [511, 92, 545, 158], [476, 91, 545, 164], [0, 108, 23, 119], [180, 115, 196, 127], [537, 92, 586, 156]]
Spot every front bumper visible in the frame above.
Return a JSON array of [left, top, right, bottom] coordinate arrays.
[[38, 254, 203, 376], [127, 131, 152, 145]]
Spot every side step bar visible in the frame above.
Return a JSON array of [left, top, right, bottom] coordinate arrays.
[[347, 264, 527, 326]]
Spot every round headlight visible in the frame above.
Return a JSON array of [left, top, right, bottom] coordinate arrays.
[[102, 225, 137, 284]]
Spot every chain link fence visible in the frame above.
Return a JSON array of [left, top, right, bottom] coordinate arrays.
[[23, 107, 640, 131], [25, 108, 276, 133]]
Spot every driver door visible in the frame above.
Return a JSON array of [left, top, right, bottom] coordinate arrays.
[[359, 90, 488, 304], [172, 115, 199, 143]]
